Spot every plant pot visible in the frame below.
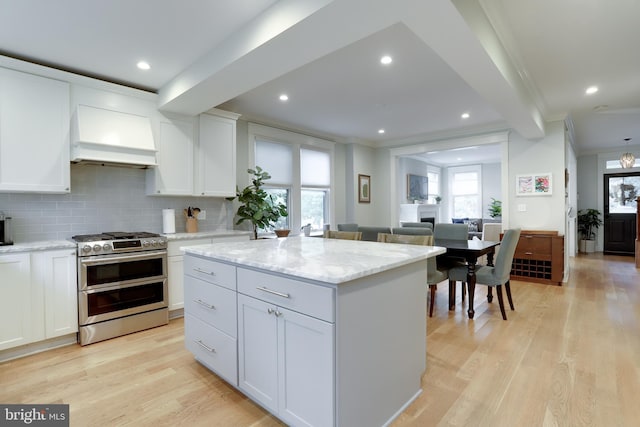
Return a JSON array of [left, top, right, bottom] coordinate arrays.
[[274, 229, 290, 238], [579, 239, 595, 253]]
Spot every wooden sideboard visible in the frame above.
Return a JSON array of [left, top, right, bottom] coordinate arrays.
[[510, 230, 564, 286]]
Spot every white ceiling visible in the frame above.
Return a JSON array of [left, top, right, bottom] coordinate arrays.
[[1, 0, 638, 164]]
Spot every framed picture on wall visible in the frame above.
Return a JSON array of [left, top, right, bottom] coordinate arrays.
[[407, 174, 428, 201], [358, 174, 371, 203], [516, 173, 552, 196]]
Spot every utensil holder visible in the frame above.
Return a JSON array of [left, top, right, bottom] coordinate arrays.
[[186, 217, 198, 233]]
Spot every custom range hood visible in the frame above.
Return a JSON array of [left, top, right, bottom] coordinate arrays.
[[71, 105, 157, 168]]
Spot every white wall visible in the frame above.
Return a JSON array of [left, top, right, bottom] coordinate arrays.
[[351, 144, 378, 225], [332, 143, 348, 227], [482, 163, 501, 218], [507, 121, 566, 234], [576, 154, 598, 211]]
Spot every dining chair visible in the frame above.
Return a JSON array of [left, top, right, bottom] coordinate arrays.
[[448, 228, 521, 320], [478, 222, 502, 264], [323, 230, 362, 240], [433, 223, 469, 305], [391, 226, 433, 236], [337, 223, 359, 232], [377, 233, 447, 316], [358, 226, 392, 241]]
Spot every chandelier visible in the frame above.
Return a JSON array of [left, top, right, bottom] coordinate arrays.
[[619, 138, 635, 168]]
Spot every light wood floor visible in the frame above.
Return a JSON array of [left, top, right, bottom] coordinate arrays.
[[1, 253, 639, 426]]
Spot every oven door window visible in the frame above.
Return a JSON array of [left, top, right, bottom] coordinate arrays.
[[87, 257, 164, 286], [86, 281, 165, 316]]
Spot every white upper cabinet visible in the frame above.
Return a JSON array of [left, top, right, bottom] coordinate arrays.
[[146, 115, 195, 196], [0, 67, 70, 193], [196, 110, 239, 197], [147, 109, 239, 197]]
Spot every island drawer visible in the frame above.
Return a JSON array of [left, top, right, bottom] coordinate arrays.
[[184, 275, 237, 338], [185, 313, 237, 386], [184, 255, 236, 290], [237, 268, 334, 322]]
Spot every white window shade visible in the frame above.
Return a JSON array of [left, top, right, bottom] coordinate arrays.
[[452, 172, 478, 195], [256, 140, 292, 184], [301, 148, 330, 186]]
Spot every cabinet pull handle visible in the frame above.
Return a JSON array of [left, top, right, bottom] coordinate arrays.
[[195, 299, 215, 310], [257, 286, 290, 299], [525, 251, 533, 255], [524, 235, 533, 239], [195, 340, 216, 353], [194, 267, 215, 276]]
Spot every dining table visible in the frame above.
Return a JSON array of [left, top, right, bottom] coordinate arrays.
[[434, 238, 501, 319]]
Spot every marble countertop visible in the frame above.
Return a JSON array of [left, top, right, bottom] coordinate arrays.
[[163, 230, 252, 241], [0, 240, 76, 254], [0, 230, 251, 254], [183, 236, 446, 284]]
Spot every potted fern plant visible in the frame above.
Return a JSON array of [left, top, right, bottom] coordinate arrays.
[[229, 166, 288, 240], [577, 208, 602, 253], [488, 198, 502, 218]]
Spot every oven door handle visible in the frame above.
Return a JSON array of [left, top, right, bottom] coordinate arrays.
[[79, 249, 167, 266], [81, 279, 167, 294]]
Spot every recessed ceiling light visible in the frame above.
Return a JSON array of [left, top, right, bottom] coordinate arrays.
[[137, 61, 150, 70], [461, 112, 470, 119], [279, 94, 289, 101], [585, 86, 598, 95], [380, 55, 392, 65], [378, 129, 385, 134]]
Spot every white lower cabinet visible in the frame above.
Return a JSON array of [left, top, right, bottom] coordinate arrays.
[[0, 253, 32, 350], [0, 249, 77, 352], [237, 293, 334, 427], [184, 256, 239, 386], [184, 254, 335, 427], [32, 249, 78, 339], [168, 235, 249, 313]]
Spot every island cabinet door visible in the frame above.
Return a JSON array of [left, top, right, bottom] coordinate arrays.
[[278, 306, 335, 427], [238, 294, 279, 413]]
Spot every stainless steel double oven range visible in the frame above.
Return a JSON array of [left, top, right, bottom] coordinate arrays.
[[72, 232, 168, 345]]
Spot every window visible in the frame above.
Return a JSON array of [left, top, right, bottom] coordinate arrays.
[[300, 148, 330, 230], [448, 165, 481, 218], [606, 159, 639, 169], [250, 124, 334, 235], [256, 140, 292, 232]]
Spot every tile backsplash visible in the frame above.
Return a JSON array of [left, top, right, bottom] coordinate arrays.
[[0, 164, 234, 243]]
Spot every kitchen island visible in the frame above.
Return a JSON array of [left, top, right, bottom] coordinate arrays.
[[182, 236, 445, 427]]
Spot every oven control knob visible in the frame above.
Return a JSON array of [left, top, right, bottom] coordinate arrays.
[[143, 241, 151, 248], [103, 244, 111, 251], [82, 245, 91, 253], [150, 240, 157, 246], [93, 244, 102, 252]]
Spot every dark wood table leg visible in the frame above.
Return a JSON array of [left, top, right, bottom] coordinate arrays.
[[466, 261, 477, 319], [448, 280, 455, 310]]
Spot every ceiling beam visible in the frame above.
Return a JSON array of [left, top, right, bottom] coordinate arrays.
[[157, 0, 398, 115], [158, 0, 545, 141], [402, 0, 544, 139]]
